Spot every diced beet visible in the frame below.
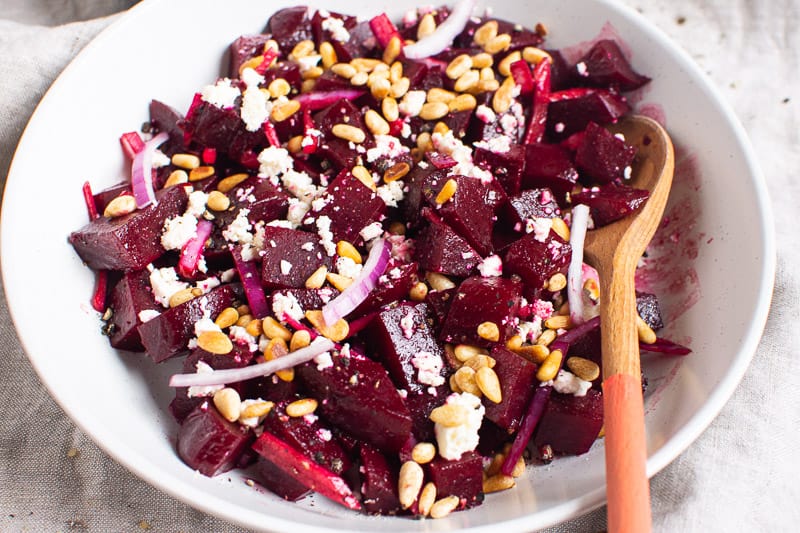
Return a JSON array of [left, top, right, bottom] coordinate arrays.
[[260, 226, 332, 290], [330, 20, 377, 63], [108, 269, 159, 350], [91, 181, 130, 215], [425, 288, 456, 326], [359, 443, 401, 515], [252, 430, 361, 510], [423, 175, 495, 256], [533, 389, 604, 455], [269, 287, 339, 318], [228, 34, 274, 78], [265, 7, 314, 56], [230, 176, 290, 224], [149, 99, 185, 147], [255, 456, 311, 501], [636, 291, 664, 330], [575, 122, 637, 184], [352, 261, 418, 317], [571, 184, 650, 227], [503, 188, 560, 231], [477, 419, 512, 456], [546, 89, 630, 141], [263, 402, 352, 475], [441, 110, 473, 139], [504, 232, 572, 289], [484, 346, 538, 432], [176, 402, 253, 477], [297, 351, 413, 453], [313, 100, 374, 172], [182, 100, 265, 163], [262, 61, 303, 96], [547, 49, 577, 91], [401, 164, 448, 229], [138, 284, 242, 363], [439, 276, 522, 348], [415, 211, 480, 277], [312, 10, 358, 46], [69, 185, 189, 271], [308, 70, 356, 93], [575, 40, 651, 92], [399, 59, 430, 90], [312, 170, 386, 243], [427, 451, 484, 508], [522, 143, 579, 202], [474, 143, 526, 195]]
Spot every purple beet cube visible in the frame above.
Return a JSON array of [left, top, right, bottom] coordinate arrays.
[[522, 143, 579, 202], [149, 99, 185, 147], [69, 185, 189, 271], [401, 164, 448, 229], [260, 226, 332, 290], [182, 100, 265, 162], [176, 402, 254, 477], [571, 183, 650, 227], [231, 176, 290, 225], [440, 276, 522, 348], [427, 451, 484, 508], [425, 287, 456, 326], [269, 287, 339, 319], [255, 456, 311, 501], [228, 34, 274, 78], [352, 261, 418, 317], [296, 351, 413, 453], [504, 232, 572, 289], [91, 182, 130, 215], [108, 269, 160, 351], [574, 40, 651, 92], [575, 122, 637, 184], [546, 89, 630, 141], [311, 10, 358, 46], [265, 6, 314, 56], [312, 170, 386, 243], [313, 100, 374, 172], [329, 20, 377, 63], [415, 210, 480, 277], [503, 188, 560, 231], [474, 143, 526, 195], [423, 175, 495, 256], [636, 291, 664, 330], [359, 443, 401, 515], [533, 389, 604, 456], [138, 284, 242, 363], [484, 346, 538, 432]]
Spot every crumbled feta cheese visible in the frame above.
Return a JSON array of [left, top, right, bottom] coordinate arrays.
[[240, 84, 271, 132], [186, 191, 209, 217], [400, 309, 415, 339], [532, 299, 554, 320], [187, 361, 224, 398], [314, 351, 334, 370], [316, 215, 336, 256], [222, 209, 253, 244], [576, 61, 588, 76], [272, 292, 304, 322], [624, 165, 632, 180], [517, 316, 543, 343], [431, 130, 493, 183], [282, 170, 319, 204], [477, 254, 503, 277], [220, 268, 237, 283], [257, 146, 294, 180], [195, 276, 220, 294], [434, 392, 485, 460], [552, 370, 593, 396], [554, 122, 565, 133], [359, 221, 384, 242], [475, 104, 496, 123], [376, 180, 405, 207], [161, 213, 198, 251], [151, 149, 171, 169], [138, 309, 160, 323], [229, 325, 259, 352], [266, 219, 294, 229], [321, 16, 350, 42], [474, 135, 511, 154], [238, 398, 268, 427], [280, 260, 293, 275], [296, 54, 322, 73], [336, 257, 362, 279], [149, 266, 189, 307], [411, 351, 445, 387], [200, 78, 240, 108], [388, 267, 403, 279], [317, 428, 333, 442], [527, 217, 553, 242], [366, 135, 410, 163], [398, 90, 426, 117]]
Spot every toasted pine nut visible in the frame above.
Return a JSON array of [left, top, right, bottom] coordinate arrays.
[[473, 20, 498, 46], [448, 93, 477, 112], [262, 316, 292, 341], [290, 329, 312, 352], [389, 61, 403, 83], [476, 367, 502, 403], [522, 46, 552, 65], [215, 307, 239, 329], [103, 195, 136, 218], [236, 313, 253, 327], [453, 344, 486, 362], [168, 288, 195, 308], [427, 87, 456, 104], [567, 356, 601, 382], [449, 374, 462, 393], [240, 400, 274, 419], [389, 77, 410, 99], [382, 96, 399, 122], [237, 304, 251, 315], [536, 328, 558, 346], [506, 335, 523, 351], [350, 71, 369, 86], [551, 216, 570, 241], [492, 76, 516, 114], [426, 272, 456, 291], [331, 62, 357, 79], [336, 241, 362, 264], [264, 337, 293, 382], [454, 366, 481, 396], [435, 178, 458, 204], [430, 495, 460, 519], [383, 161, 410, 182], [471, 52, 494, 69], [483, 474, 515, 493], [286, 398, 318, 417], [351, 57, 382, 71], [637, 316, 657, 344], [399, 461, 424, 509], [409, 281, 428, 302], [383, 35, 402, 64], [484, 33, 512, 55], [544, 314, 571, 330], [213, 388, 241, 422], [332, 123, 366, 144], [197, 330, 233, 355], [164, 169, 188, 188], [364, 109, 390, 136], [245, 318, 263, 337], [172, 153, 200, 170], [429, 404, 468, 427], [511, 456, 526, 478], [271, 100, 301, 122], [388, 221, 405, 235], [536, 349, 563, 382], [485, 452, 504, 477], [189, 166, 215, 182], [287, 135, 303, 154], [480, 66, 496, 81], [319, 41, 337, 69], [326, 272, 353, 291], [476, 78, 501, 93], [446, 54, 473, 80], [454, 70, 480, 93], [239, 55, 265, 75], [411, 442, 436, 464], [546, 272, 567, 292], [206, 190, 230, 212], [305, 265, 328, 289], [268, 78, 291, 99], [419, 101, 450, 121], [515, 343, 550, 363], [464, 354, 496, 371], [217, 173, 249, 193], [498, 51, 522, 77], [416, 131, 432, 151], [418, 482, 437, 517], [370, 77, 391, 99], [477, 321, 500, 342], [291, 40, 315, 59], [351, 165, 376, 191], [417, 13, 436, 40], [305, 310, 349, 342], [433, 121, 450, 136]]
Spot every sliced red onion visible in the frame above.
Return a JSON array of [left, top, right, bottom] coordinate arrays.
[[402, 0, 476, 59], [231, 246, 269, 318], [501, 385, 552, 476], [131, 131, 168, 208], [177, 219, 213, 278], [294, 89, 366, 111], [169, 337, 335, 388], [321, 239, 390, 326], [568, 204, 591, 325]]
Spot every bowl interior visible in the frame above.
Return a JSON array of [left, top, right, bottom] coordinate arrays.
[[0, 0, 773, 531]]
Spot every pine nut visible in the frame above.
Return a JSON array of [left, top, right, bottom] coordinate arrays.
[[399, 461, 424, 509], [418, 482, 437, 517], [305, 265, 328, 289], [492, 76, 516, 114], [522, 46, 552, 65], [417, 13, 436, 40], [473, 20, 498, 46], [536, 349, 563, 382], [268, 78, 291, 99], [237, 305, 251, 315], [240, 400, 274, 419], [505, 335, 523, 351], [332, 123, 366, 144], [429, 404, 468, 427], [206, 190, 230, 212], [290, 40, 315, 59], [245, 318, 263, 337], [271, 100, 301, 122], [217, 173, 249, 193], [416, 131, 432, 151], [448, 93, 477, 112], [544, 314, 571, 330], [383, 36, 402, 64], [239, 55, 265, 75], [485, 452, 504, 477], [326, 272, 353, 291], [426, 272, 456, 291], [536, 328, 558, 346], [480, 67, 496, 81], [264, 337, 293, 382], [103, 195, 136, 218], [419, 101, 450, 121], [429, 495, 460, 519], [351, 165, 376, 191], [433, 122, 450, 136], [351, 58, 382, 72], [435, 178, 458, 204], [365, 109, 390, 136], [454, 70, 480, 92], [476, 367, 502, 403], [197, 330, 233, 354], [454, 366, 482, 396], [305, 310, 349, 342], [449, 374, 462, 393], [215, 307, 239, 329], [637, 316, 658, 344], [476, 78, 500, 93], [262, 316, 292, 341], [370, 77, 391, 99], [427, 87, 456, 104], [409, 281, 428, 302], [350, 72, 368, 86], [484, 33, 512, 55], [290, 329, 311, 352], [477, 321, 500, 342], [213, 388, 241, 422], [168, 288, 196, 308], [498, 51, 522, 77], [483, 474, 515, 493], [382, 96, 399, 122], [389, 222, 406, 235], [511, 456, 525, 478], [567, 356, 601, 382], [389, 61, 403, 83], [331, 63, 357, 79], [164, 169, 188, 188], [446, 54, 473, 80], [286, 398, 318, 417], [389, 77, 410, 99], [172, 153, 200, 170], [286, 135, 303, 154], [471, 52, 494, 69], [551, 216, 570, 241], [546, 272, 567, 292], [584, 278, 600, 300], [411, 442, 436, 464], [464, 354, 496, 371], [336, 240, 362, 264], [515, 343, 550, 363], [319, 41, 337, 69], [452, 344, 485, 362], [189, 166, 215, 182], [383, 161, 410, 182], [236, 313, 253, 327]]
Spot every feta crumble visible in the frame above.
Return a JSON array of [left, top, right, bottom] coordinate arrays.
[[398, 90, 426, 117], [257, 146, 295, 180], [551, 370, 593, 397], [321, 16, 350, 42], [280, 260, 293, 275], [316, 215, 336, 256], [148, 266, 189, 308], [434, 392, 485, 460], [187, 191, 209, 217], [222, 209, 253, 244], [272, 292, 304, 322], [336, 256, 362, 279], [187, 361, 224, 398], [359, 221, 384, 242], [200, 78, 240, 109], [411, 351, 445, 388], [376, 180, 405, 207], [161, 213, 198, 251], [478, 255, 503, 277], [527, 217, 553, 242], [138, 309, 160, 323]]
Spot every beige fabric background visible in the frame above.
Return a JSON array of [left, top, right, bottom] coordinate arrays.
[[0, 0, 797, 531]]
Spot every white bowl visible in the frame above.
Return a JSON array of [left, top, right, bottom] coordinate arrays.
[[1, 0, 774, 531]]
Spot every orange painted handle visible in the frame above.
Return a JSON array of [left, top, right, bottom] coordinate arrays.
[[603, 373, 651, 533]]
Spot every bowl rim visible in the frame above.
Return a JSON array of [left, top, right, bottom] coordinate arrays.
[[1, 0, 776, 530]]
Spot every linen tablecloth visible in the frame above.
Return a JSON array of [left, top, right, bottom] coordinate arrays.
[[1, 0, 797, 531]]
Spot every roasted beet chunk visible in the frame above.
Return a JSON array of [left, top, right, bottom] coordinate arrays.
[[359, 444, 401, 515], [182, 100, 265, 163], [503, 188, 560, 231], [522, 144, 579, 202], [108, 269, 159, 350], [427, 451, 484, 509], [69, 185, 188, 271], [415, 211, 480, 277], [313, 100, 374, 172], [474, 143, 527, 195], [440, 276, 522, 348], [571, 184, 650, 227], [265, 6, 314, 56], [297, 351, 413, 453], [255, 456, 311, 501], [231, 177, 290, 225], [352, 261, 418, 317], [575, 40, 651, 92], [228, 35, 275, 78], [575, 122, 637, 184], [484, 346, 538, 432], [260, 226, 332, 290], [176, 402, 253, 477], [504, 232, 571, 289], [311, 170, 386, 243], [546, 89, 630, 141], [533, 389, 604, 455], [636, 291, 664, 330], [149, 99, 185, 146]]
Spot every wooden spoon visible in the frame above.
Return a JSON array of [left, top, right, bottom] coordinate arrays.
[[582, 115, 675, 533]]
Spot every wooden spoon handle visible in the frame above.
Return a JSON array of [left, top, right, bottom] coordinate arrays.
[[599, 263, 652, 533]]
